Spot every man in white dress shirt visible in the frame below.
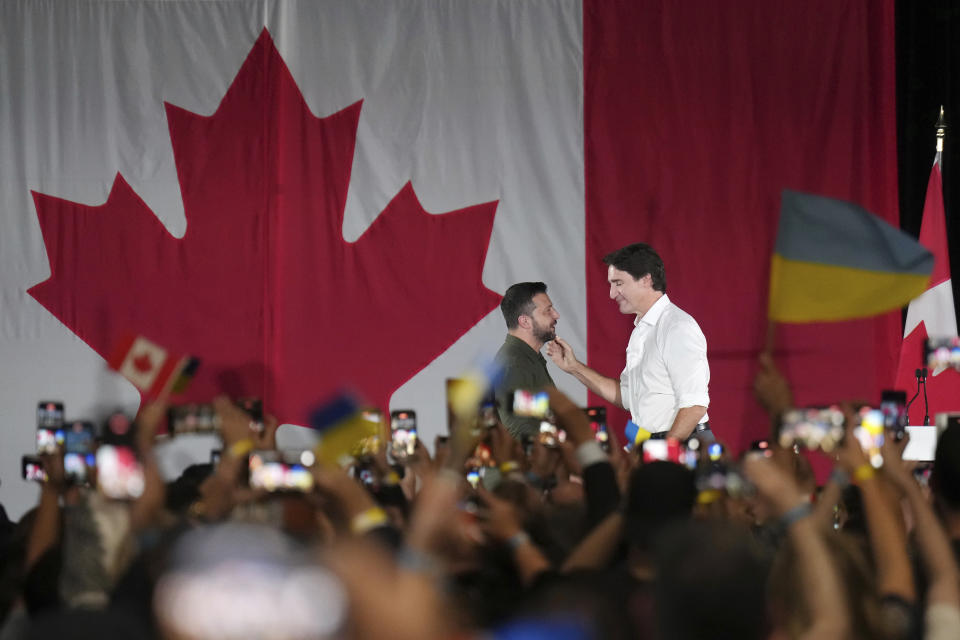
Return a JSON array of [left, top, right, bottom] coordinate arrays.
[[547, 243, 711, 440]]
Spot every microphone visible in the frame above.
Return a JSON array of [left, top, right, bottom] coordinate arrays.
[[920, 367, 931, 426], [905, 368, 925, 424]]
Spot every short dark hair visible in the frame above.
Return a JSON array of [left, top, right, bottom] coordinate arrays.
[[500, 282, 547, 329], [654, 520, 767, 640], [603, 243, 666, 293], [623, 462, 696, 551]]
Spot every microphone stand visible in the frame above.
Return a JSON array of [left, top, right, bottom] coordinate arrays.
[[905, 368, 923, 425], [920, 367, 930, 426]]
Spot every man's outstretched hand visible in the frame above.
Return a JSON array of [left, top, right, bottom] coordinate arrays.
[[546, 336, 579, 373]]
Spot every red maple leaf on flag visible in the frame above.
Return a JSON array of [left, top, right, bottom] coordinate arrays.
[[27, 29, 501, 425]]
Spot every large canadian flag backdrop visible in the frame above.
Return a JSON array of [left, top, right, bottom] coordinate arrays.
[[0, 1, 898, 517]]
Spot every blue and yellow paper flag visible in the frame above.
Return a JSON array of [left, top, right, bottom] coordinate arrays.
[[768, 190, 934, 323], [309, 392, 381, 467]]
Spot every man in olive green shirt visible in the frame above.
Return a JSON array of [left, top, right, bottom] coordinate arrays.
[[494, 282, 560, 438]]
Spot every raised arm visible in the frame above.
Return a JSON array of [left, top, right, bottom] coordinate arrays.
[[130, 398, 169, 530], [881, 437, 959, 609], [546, 337, 623, 408], [836, 423, 915, 605], [25, 453, 66, 569], [744, 455, 850, 640]]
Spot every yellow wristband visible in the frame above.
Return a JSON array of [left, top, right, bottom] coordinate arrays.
[[228, 438, 254, 459], [384, 471, 401, 486], [853, 464, 876, 484], [351, 507, 389, 535], [697, 489, 723, 505], [500, 461, 520, 474]]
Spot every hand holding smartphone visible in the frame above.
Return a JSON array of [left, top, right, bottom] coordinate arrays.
[[854, 407, 885, 469], [584, 407, 609, 451], [777, 406, 845, 452], [641, 438, 683, 464], [36, 401, 65, 454], [21, 455, 48, 483], [390, 410, 418, 461], [63, 421, 95, 485], [247, 450, 315, 492], [880, 390, 908, 439], [509, 390, 550, 418]]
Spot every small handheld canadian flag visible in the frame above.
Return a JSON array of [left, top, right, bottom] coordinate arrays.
[[107, 334, 198, 398]]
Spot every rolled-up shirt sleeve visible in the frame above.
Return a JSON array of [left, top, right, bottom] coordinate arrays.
[[662, 319, 710, 409]]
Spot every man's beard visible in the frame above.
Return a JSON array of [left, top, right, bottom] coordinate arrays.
[[533, 321, 556, 344]]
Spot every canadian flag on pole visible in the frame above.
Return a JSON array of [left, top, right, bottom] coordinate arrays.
[[894, 140, 960, 418]]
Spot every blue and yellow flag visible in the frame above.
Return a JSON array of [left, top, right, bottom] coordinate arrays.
[[309, 393, 381, 467], [769, 190, 934, 323]]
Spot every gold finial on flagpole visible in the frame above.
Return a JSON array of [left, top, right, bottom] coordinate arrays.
[[936, 105, 946, 154]]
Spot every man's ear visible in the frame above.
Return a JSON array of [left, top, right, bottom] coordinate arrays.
[[518, 314, 532, 330]]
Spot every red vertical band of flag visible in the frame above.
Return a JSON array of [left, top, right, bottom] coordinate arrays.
[[584, 1, 900, 447], [895, 160, 960, 415], [921, 163, 952, 288]]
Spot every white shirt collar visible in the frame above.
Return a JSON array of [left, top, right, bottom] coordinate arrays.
[[635, 293, 670, 327]]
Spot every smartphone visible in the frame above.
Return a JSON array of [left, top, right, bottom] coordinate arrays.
[[36, 400, 66, 454], [36, 401, 64, 429], [101, 411, 137, 448], [585, 407, 610, 452], [778, 406, 845, 452], [465, 465, 482, 490], [22, 455, 47, 483], [510, 389, 550, 418], [480, 398, 499, 429], [706, 442, 724, 461], [357, 466, 377, 489], [913, 462, 934, 488], [247, 450, 315, 493], [680, 438, 700, 469], [700, 465, 753, 498], [235, 397, 265, 434], [926, 337, 960, 372], [60, 421, 96, 484], [469, 442, 495, 467], [36, 427, 64, 455], [749, 439, 772, 456], [352, 408, 383, 458], [63, 421, 95, 454], [168, 399, 264, 436], [64, 453, 94, 485], [880, 390, 908, 437], [96, 444, 145, 500], [538, 421, 565, 447], [641, 438, 684, 464], [854, 407, 885, 469], [390, 410, 417, 460], [168, 404, 220, 435], [695, 459, 729, 492]]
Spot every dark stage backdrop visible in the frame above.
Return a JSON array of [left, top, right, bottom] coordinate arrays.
[[897, 1, 960, 308], [584, 0, 901, 449]]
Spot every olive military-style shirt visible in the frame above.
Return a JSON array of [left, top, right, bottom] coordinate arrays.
[[494, 334, 555, 438]]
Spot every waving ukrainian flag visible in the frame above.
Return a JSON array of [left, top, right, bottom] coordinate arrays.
[[769, 190, 934, 323]]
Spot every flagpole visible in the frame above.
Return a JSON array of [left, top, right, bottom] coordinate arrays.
[[935, 105, 946, 166]]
